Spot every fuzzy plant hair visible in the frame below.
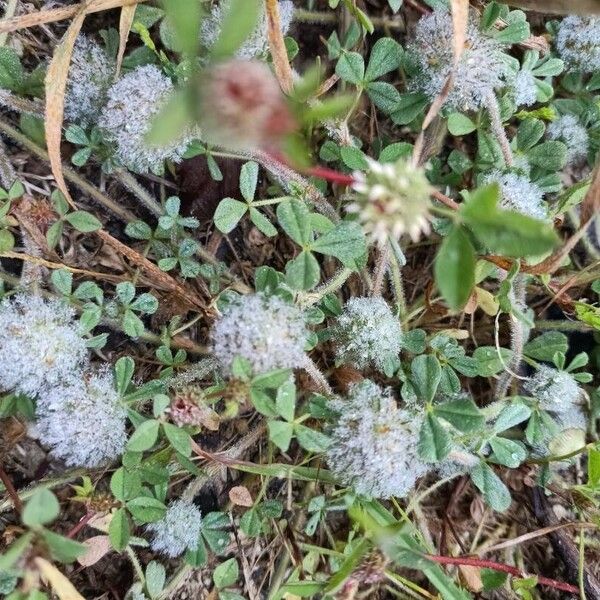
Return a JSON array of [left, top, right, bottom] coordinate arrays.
[[408, 9, 512, 111], [347, 157, 432, 246], [513, 69, 537, 107], [547, 114, 589, 166], [201, 0, 294, 60], [35, 369, 127, 467], [484, 171, 547, 220], [0, 294, 88, 398], [147, 500, 203, 557], [64, 35, 115, 128], [524, 364, 582, 413], [326, 380, 428, 499], [556, 16, 600, 73], [211, 293, 308, 376], [98, 65, 194, 174], [332, 297, 402, 373]]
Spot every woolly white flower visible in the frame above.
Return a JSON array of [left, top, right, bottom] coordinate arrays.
[[98, 65, 193, 174], [408, 10, 511, 111], [348, 157, 432, 246], [556, 16, 600, 73], [201, 0, 294, 60], [0, 295, 88, 397], [326, 380, 428, 499], [514, 69, 537, 107], [333, 297, 402, 373], [35, 369, 127, 467], [524, 365, 581, 413], [547, 115, 589, 166], [211, 293, 308, 376], [484, 171, 547, 220], [147, 500, 202, 557], [65, 36, 114, 128]]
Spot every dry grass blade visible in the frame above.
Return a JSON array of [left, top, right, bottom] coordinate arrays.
[[116, 4, 136, 77], [265, 0, 294, 94], [503, 0, 600, 14], [44, 5, 88, 209], [0, 0, 144, 33], [580, 162, 600, 225], [451, 0, 469, 64], [35, 558, 86, 600]]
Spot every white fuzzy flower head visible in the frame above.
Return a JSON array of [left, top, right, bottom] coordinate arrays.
[[147, 500, 202, 557], [211, 293, 308, 376], [484, 171, 547, 220], [514, 69, 537, 107], [0, 294, 88, 397], [99, 65, 193, 174], [556, 16, 600, 73], [201, 0, 294, 60], [35, 369, 127, 467], [408, 10, 511, 111], [65, 35, 115, 128], [348, 158, 432, 246], [524, 365, 581, 413], [547, 115, 589, 166], [333, 297, 402, 373], [326, 380, 428, 499]]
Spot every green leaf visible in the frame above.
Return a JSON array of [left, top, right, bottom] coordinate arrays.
[[526, 140, 567, 171], [379, 142, 413, 163], [147, 88, 194, 147], [110, 467, 142, 502], [249, 207, 277, 237], [0, 228, 14, 253], [210, 0, 261, 60], [447, 113, 477, 136], [365, 37, 403, 81], [335, 51, 365, 84], [285, 250, 320, 290], [0, 47, 24, 91], [489, 437, 527, 468], [51, 269, 73, 296], [214, 198, 247, 234], [588, 448, 600, 488], [391, 92, 428, 125], [114, 356, 135, 396], [163, 422, 192, 457], [340, 146, 368, 170], [65, 210, 102, 232], [418, 414, 451, 462], [130, 293, 158, 314], [434, 226, 476, 310], [366, 81, 401, 114], [268, 420, 294, 452], [40, 530, 86, 563], [213, 558, 239, 589], [145, 561, 166, 598], [161, 0, 201, 56], [473, 346, 513, 376], [127, 419, 160, 452], [275, 379, 296, 421], [516, 118, 545, 151], [434, 397, 484, 433], [523, 332, 568, 361], [22, 489, 59, 527], [311, 222, 367, 268], [122, 310, 145, 338], [108, 507, 131, 551], [494, 402, 531, 432], [239, 161, 258, 202], [470, 461, 511, 512], [295, 424, 331, 453], [277, 199, 312, 246], [126, 496, 167, 523], [411, 355, 442, 403]]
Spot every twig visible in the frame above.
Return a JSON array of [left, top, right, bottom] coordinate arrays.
[[265, 0, 294, 94], [0, 466, 22, 513], [425, 554, 579, 595]]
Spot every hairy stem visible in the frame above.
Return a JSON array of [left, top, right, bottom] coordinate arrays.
[[371, 242, 391, 297], [485, 91, 514, 167], [297, 267, 353, 308], [114, 170, 162, 217], [303, 357, 332, 395]]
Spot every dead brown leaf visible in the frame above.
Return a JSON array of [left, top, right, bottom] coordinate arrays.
[[450, 0, 469, 64], [503, 0, 600, 14], [116, 5, 137, 77], [265, 0, 294, 94], [77, 535, 112, 567], [229, 486, 253, 507]]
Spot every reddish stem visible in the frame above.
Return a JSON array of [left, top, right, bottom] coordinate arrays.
[[425, 554, 579, 595], [66, 511, 95, 539], [0, 466, 22, 514], [304, 165, 356, 186], [431, 189, 460, 211]]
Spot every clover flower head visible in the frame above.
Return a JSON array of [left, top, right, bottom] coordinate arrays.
[[556, 16, 600, 73], [0, 294, 88, 397], [332, 297, 402, 373], [147, 500, 202, 557], [514, 69, 537, 107], [211, 293, 308, 376], [484, 171, 547, 220], [65, 35, 115, 128], [35, 369, 127, 467], [409, 9, 511, 111], [326, 380, 428, 499], [547, 114, 589, 166], [347, 157, 432, 246], [98, 65, 194, 174], [524, 365, 581, 413], [201, 0, 294, 60]]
